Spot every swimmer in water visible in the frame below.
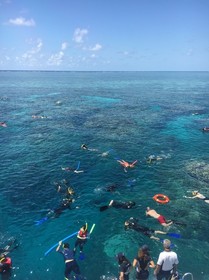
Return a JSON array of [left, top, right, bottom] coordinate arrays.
[[117, 159, 137, 172]]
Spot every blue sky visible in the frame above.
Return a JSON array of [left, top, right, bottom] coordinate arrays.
[[0, 0, 209, 71]]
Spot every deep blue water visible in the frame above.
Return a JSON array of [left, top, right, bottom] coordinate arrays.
[[0, 71, 209, 280]]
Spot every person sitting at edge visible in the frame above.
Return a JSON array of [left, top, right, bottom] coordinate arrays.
[[117, 159, 138, 172], [146, 207, 173, 227], [184, 190, 209, 204]]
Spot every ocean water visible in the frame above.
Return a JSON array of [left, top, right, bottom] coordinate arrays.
[[0, 71, 209, 280]]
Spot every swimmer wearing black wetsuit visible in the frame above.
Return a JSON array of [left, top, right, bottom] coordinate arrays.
[[110, 200, 136, 209], [124, 218, 167, 240]]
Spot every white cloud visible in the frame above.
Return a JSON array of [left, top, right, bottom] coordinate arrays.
[[73, 28, 88, 43], [47, 51, 64, 66], [23, 38, 43, 57], [8, 17, 35, 27], [61, 42, 68, 51], [89, 43, 102, 51]]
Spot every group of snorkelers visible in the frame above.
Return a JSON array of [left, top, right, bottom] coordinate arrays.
[[6, 142, 208, 280]]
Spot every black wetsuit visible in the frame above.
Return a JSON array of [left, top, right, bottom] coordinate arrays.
[[111, 201, 135, 209], [134, 255, 152, 280], [125, 218, 154, 238], [58, 248, 81, 279], [118, 260, 131, 280]]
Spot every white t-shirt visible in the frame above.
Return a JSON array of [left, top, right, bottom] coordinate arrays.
[[157, 251, 179, 271]]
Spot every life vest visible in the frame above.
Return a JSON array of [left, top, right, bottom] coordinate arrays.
[[77, 229, 88, 239], [0, 257, 12, 273]]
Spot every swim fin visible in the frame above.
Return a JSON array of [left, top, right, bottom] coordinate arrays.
[[99, 205, 109, 212], [167, 232, 182, 239], [79, 252, 85, 260], [35, 217, 48, 225], [172, 220, 187, 226]]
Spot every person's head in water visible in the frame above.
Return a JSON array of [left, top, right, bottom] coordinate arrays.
[[81, 224, 88, 232], [127, 201, 136, 207], [124, 220, 130, 230], [63, 243, 70, 249], [192, 190, 199, 196], [67, 187, 74, 195]]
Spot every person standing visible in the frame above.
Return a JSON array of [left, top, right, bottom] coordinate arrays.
[[154, 239, 178, 280], [132, 245, 155, 280], [116, 252, 132, 280]]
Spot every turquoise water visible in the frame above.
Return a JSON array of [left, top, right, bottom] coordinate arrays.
[[0, 71, 209, 280]]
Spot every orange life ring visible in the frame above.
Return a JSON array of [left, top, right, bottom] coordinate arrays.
[[153, 194, 170, 204]]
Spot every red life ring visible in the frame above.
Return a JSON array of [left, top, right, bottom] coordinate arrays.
[[153, 194, 170, 204]]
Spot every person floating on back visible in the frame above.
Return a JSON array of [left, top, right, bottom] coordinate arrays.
[[117, 159, 137, 172]]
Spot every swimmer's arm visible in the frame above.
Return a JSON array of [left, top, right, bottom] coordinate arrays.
[[56, 241, 62, 251], [132, 258, 137, 268], [149, 260, 155, 268], [74, 170, 84, 173], [150, 235, 160, 241], [162, 221, 173, 227], [183, 195, 196, 199]]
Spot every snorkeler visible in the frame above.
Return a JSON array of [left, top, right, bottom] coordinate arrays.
[[81, 144, 98, 151], [117, 159, 138, 172], [81, 144, 88, 150], [56, 241, 82, 280], [0, 122, 7, 127], [184, 191, 209, 204], [202, 127, 209, 132], [105, 184, 118, 192], [61, 161, 84, 173], [35, 197, 75, 225], [73, 224, 88, 255], [0, 253, 12, 277], [100, 200, 136, 211], [146, 207, 173, 227], [146, 155, 163, 164], [124, 218, 168, 241], [32, 115, 47, 119]]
